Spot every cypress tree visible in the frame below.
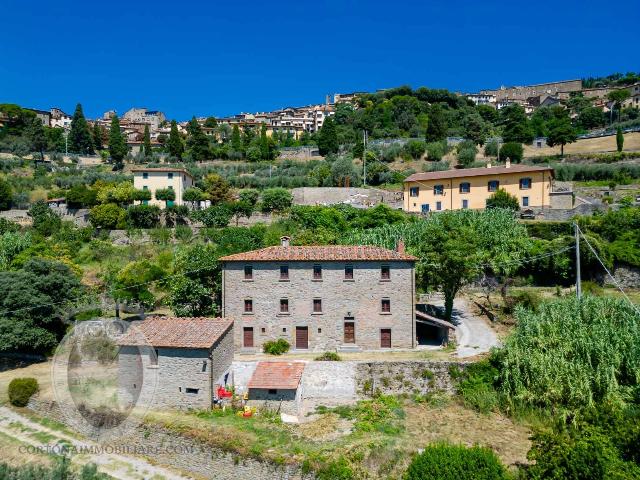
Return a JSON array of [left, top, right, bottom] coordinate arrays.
[[425, 104, 448, 142], [93, 123, 103, 151], [108, 115, 128, 170], [186, 117, 210, 161], [317, 117, 339, 156], [68, 103, 94, 154], [143, 124, 152, 157], [167, 120, 183, 160], [231, 125, 242, 152], [260, 124, 269, 160], [28, 117, 47, 161], [616, 127, 624, 153]]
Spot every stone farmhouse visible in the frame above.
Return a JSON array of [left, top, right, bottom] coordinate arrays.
[[403, 163, 555, 213], [132, 167, 194, 208], [220, 239, 418, 352], [117, 317, 234, 410]]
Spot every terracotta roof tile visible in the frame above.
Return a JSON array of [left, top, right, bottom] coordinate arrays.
[[404, 164, 553, 183], [117, 317, 233, 349], [219, 245, 416, 262], [131, 167, 192, 177], [248, 361, 306, 390]]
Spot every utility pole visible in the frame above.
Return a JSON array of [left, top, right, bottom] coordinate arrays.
[[575, 222, 582, 300], [362, 129, 367, 187]]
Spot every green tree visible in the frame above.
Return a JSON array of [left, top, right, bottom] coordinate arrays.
[[108, 115, 128, 169], [28, 117, 47, 160], [404, 140, 426, 159], [45, 127, 66, 152], [317, 117, 339, 156], [0, 179, 13, 211], [486, 189, 520, 210], [425, 104, 448, 142], [112, 260, 164, 310], [167, 120, 184, 159], [261, 188, 293, 213], [546, 109, 577, 157], [143, 124, 152, 157], [501, 104, 534, 144], [462, 112, 489, 145], [607, 89, 631, 122], [0, 259, 82, 353], [203, 116, 218, 128], [230, 200, 255, 225], [126, 204, 161, 228], [183, 187, 206, 208], [616, 127, 624, 152], [191, 204, 233, 227], [28, 200, 61, 236], [68, 103, 94, 154], [88, 203, 126, 229], [238, 189, 260, 206], [499, 142, 524, 163], [186, 116, 210, 161], [93, 122, 103, 151], [577, 106, 606, 130], [203, 173, 232, 204], [230, 124, 242, 153]]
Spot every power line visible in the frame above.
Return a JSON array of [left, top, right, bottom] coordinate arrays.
[[576, 224, 640, 316]]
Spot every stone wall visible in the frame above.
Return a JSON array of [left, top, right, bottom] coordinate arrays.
[[223, 260, 415, 352], [354, 361, 466, 397], [292, 187, 402, 208], [612, 265, 640, 288]]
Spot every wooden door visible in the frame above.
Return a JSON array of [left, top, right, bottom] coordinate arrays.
[[296, 326, 308, 349], [380, 329, 391, 348], [344, 322, 355, 344], [243, 327, 254, 348]]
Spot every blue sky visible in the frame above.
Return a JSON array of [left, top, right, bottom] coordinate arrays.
[[1, 0, 637, 120]]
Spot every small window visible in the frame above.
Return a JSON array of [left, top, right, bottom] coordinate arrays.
[[433, 184, 444, 195], [409, 186, 419, 197], [261, 327, 266, 333], [519, 177, 532, 189], [244, 265, 253, 280], [280, 298, 289, 313], [381, 266, 390, 280], [522, 196, 529, 207], [280, 265, 289, 280], [244, 299, 253, 313], [282, 327, 287, 332], [313, 298, 322, 313], [345, 265, 354, 280], [381, 299, 391, 313], [459, 182, 470, 193], [268, 389, 277, 395], [142, 172, 148, 179], [318, 328, 322, 333], [436, 201, 442, 211], [462, 199, 469, 209], [168, 172, 174, 179], [143, 185, 148, 190], [488, 180, 499, 192], [421, 204, 430, 213], [185, 387, 199, 394], [313, 265, 322, 280]]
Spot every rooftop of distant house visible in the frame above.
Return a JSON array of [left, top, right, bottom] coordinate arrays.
[[248, 361, 306, 390], [131, 167, 193, 177], [404, 164, 554, 183], [117, 316, 233, 349], [220, 240, 416, 262]]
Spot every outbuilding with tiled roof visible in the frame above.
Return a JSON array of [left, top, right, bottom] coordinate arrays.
[[117, 317, 234, 410]]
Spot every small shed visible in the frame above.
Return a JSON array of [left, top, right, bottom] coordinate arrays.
[[247, 361, 305, 403]]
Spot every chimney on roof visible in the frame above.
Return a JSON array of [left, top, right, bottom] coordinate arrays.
[[505, 159, 511, 168], [487, 162, 492, 169], [396, 240, 405, 254], [281, 236, 291, 247]]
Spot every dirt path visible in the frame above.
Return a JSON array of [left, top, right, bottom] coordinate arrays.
[[429, 295, 500, 358], [0, 406, 194, 480]]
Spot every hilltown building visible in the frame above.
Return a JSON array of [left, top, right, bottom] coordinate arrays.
[[122, 108, 166, 131], [220, 240, 417, 352], [403, 163, 554, 213], [132, 167, 194, 208], [117, 317, 234, 410]]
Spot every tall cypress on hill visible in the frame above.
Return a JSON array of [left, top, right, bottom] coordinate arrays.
[[143, 124, 152, 157], [108, 115, 128, 170], [68, 103, 94, 154], [93, 122, 103, 151], [317, 117, 339, 156], [167, 120, 184, 160], [186, 117, 210, 161]]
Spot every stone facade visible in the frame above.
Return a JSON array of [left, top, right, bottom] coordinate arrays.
[[223, 261, 415, 352], [118, 326, 234, 410], [480, 79, 582, 102]]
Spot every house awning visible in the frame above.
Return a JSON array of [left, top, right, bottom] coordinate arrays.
[[416, 310, 456, 330]]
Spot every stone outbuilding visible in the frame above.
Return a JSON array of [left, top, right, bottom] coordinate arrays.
[[117, 316, 234, 410]]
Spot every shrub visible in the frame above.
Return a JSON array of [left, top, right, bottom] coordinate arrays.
[[426, 141, 446, 161], [499, 142, 523, 163], [486, 189, 519, 210], [484, 139, 499, 157], [263, 339, 290, 355], [125, 204, 161, 229], [404, 140, 426, 160], [457, 145, 477, 168], [315, 351, 342, 361], [89, 203, 126, 229], [8, 377, 39, 406], [455, 360, 499, 414], [261, 188, 293, 213], [404, 442, 509, 480], [504, 290, 542, 313]]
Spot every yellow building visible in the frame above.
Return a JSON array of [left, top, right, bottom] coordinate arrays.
[[132, 167, 194, 208], [403, 163, 553, 213]]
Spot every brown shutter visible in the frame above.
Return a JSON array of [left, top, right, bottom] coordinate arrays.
[[243, 327, 254, 348], [296, 326, 308, 349], [381, 329, 391, 348]]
